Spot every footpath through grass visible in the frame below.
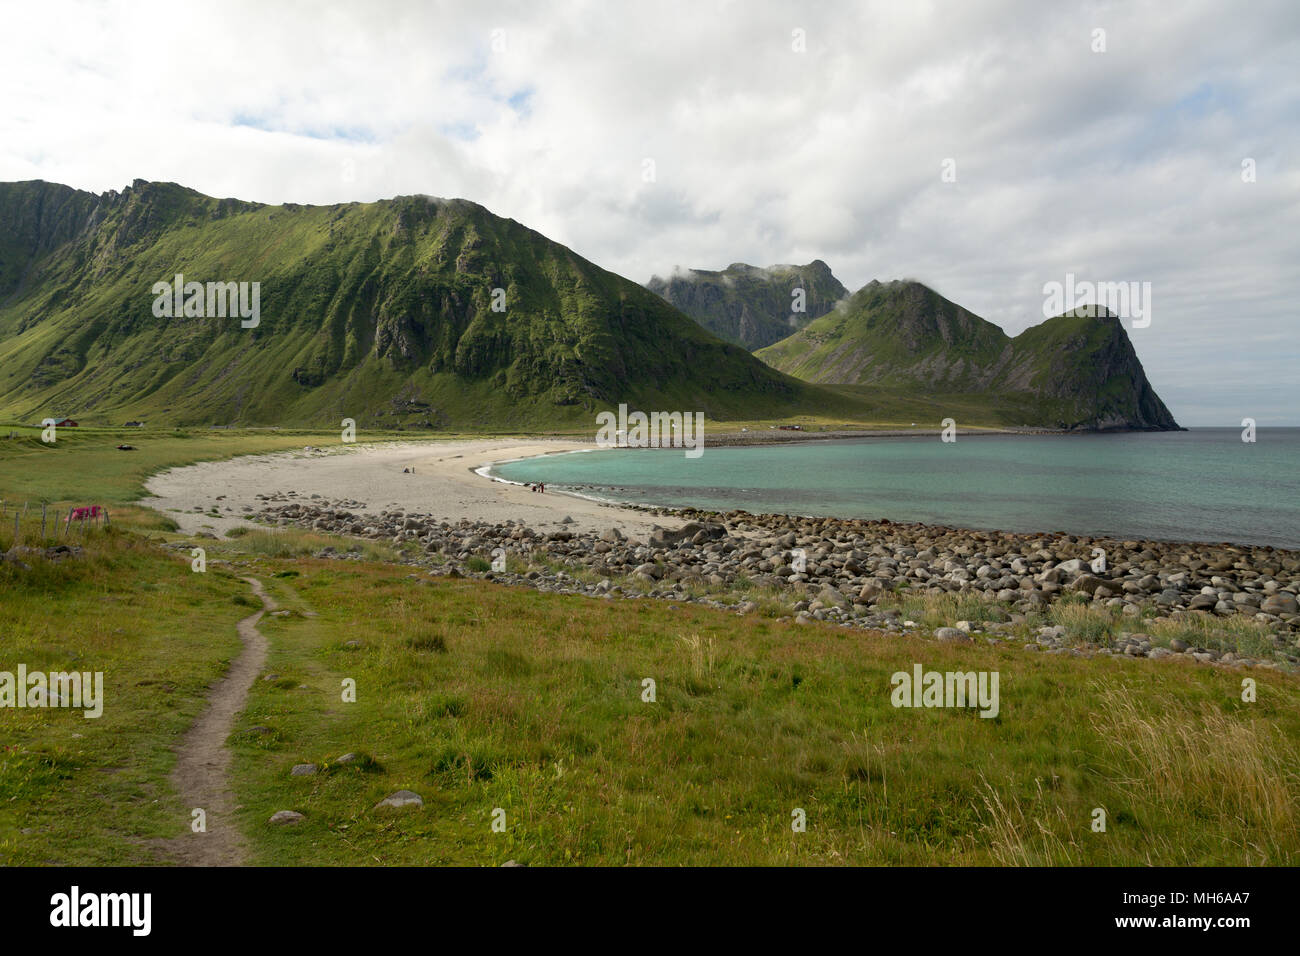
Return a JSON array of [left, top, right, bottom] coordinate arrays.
[[3, 531, 1297, 866]]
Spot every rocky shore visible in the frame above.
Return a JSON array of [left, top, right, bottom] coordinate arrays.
[[242, 491, 1300, 672]]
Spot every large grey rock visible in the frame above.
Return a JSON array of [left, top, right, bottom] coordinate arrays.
[[269, 810, 304, 825], [649, 523, 705, 548], [1070, 574, 1109, 596], [1261, 592, 1298, 615], [376, 790, 424, 809], [857, 579, 885, 601], [818, 587, 849, 608]]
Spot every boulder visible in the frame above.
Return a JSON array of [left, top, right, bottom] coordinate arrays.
[[1069, 575, 1110, 596], [1261, 592, 1298, 615]]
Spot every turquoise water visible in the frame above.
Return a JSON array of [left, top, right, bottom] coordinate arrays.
[[493, 429, 1300, 548]]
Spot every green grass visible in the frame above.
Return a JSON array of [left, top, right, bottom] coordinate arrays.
[[0, 426, 347, 506], [5, 531, 1298, 866], [0, 531, 246, 864], [1, 432, 1295, 866], [227, 526, 402, 563]]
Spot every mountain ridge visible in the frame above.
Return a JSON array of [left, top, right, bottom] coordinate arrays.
[[756, 278, 1180, 430], [645, 259, 848, 350], [0, 180, 1179, 432], [0, 179, 832, 427]]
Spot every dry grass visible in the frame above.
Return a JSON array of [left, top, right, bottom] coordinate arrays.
[[1091, 685, 1298, 860], [977, 775, 1083, 866], [1048, 602, 1118, 643]]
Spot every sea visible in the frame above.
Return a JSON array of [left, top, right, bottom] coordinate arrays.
[[491, 428, 1300, 549]]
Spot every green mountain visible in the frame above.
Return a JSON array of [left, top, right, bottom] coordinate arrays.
[[756, 279, 1180, 430], [0, 180, 833, 428], [645, 260, 847, 351]]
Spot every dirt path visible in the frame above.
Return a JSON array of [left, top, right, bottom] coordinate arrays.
[[160, 577, 274, 866]]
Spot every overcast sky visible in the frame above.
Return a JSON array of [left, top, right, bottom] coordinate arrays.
[[3, 0, 1296, 425]]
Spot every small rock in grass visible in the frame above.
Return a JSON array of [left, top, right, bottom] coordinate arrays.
[[376, 790, 423, 809], [269, 810, 304, 825], [290, 763, 318, 776]]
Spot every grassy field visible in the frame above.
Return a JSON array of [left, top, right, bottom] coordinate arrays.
[[1, 433, 1297, 866]]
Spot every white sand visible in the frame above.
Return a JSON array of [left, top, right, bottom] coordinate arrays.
[[142, 439, 682, 538]]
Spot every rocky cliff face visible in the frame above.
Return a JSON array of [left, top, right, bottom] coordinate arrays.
[[645, 260, 848, 350]]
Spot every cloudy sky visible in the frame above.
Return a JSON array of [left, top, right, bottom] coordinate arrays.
[[3, 0, 1296, 424]]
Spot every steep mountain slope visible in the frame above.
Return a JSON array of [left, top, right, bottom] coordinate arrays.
[[645, 260, 847, 350], [0, 180, 832, 427], [756, 279, 1179, 430]]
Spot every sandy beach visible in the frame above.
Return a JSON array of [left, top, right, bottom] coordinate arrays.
[[142, 438, 681, 538]]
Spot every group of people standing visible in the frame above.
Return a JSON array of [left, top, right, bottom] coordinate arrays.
[[528, 482, 546, 493]]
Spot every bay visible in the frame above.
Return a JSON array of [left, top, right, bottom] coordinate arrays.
[[492, 428, 1300, 548]]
